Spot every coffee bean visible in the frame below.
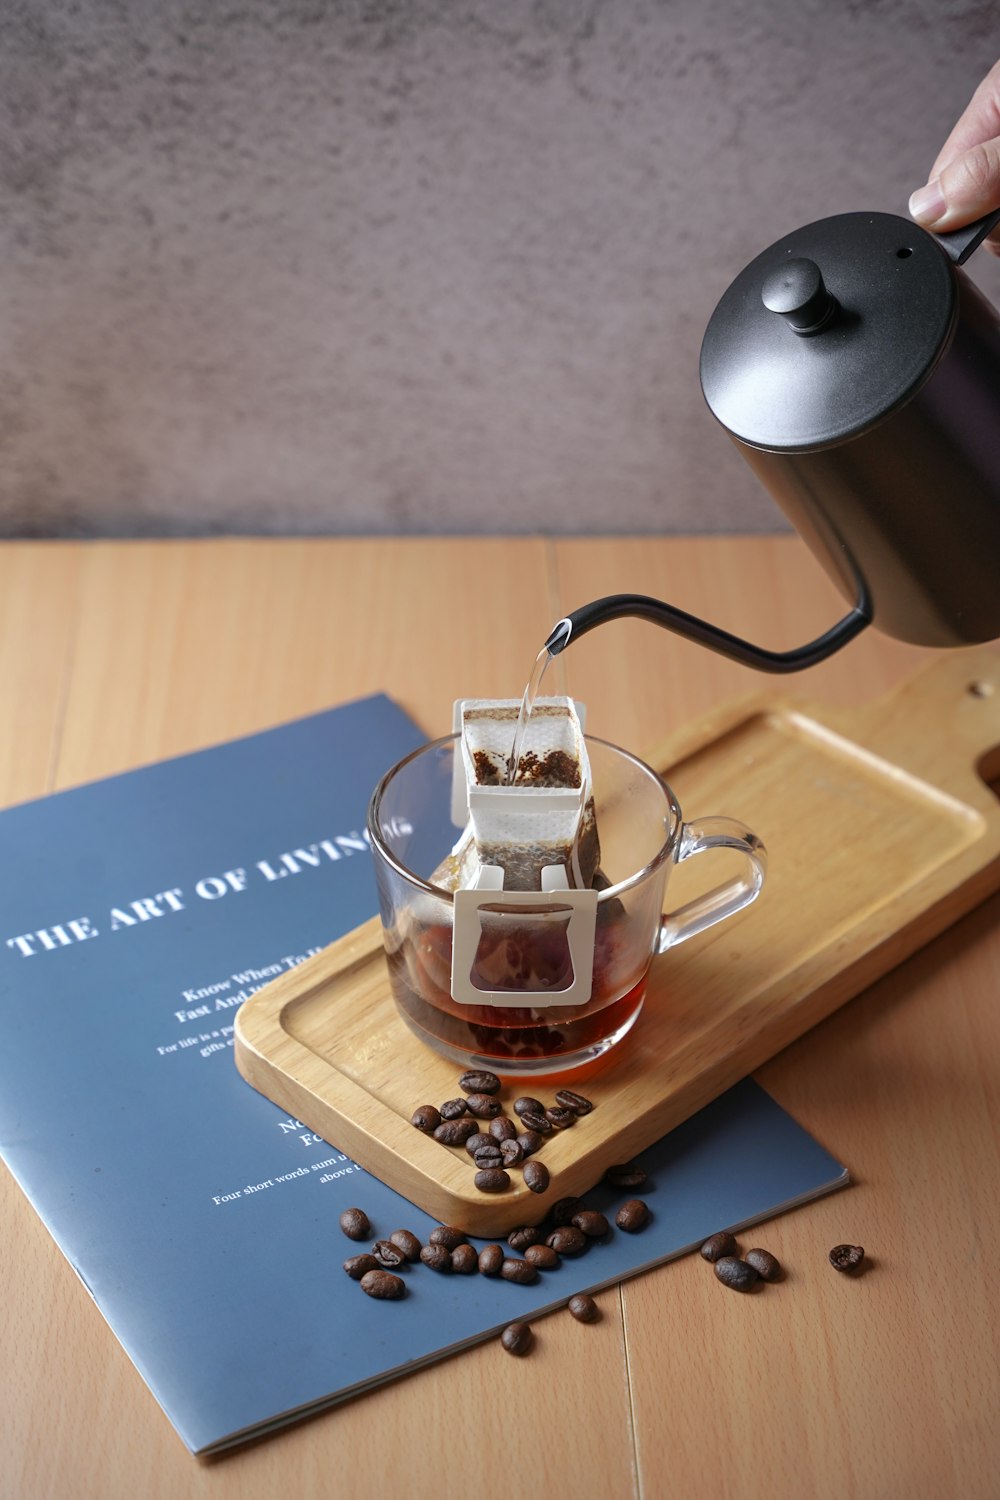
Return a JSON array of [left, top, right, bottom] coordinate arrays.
[[472, 1144, 504, 1170], [554, 1089, 594, 1116], [429, 1225, 467, 1249], [745, 1248, 782, 1282], [478, 1243, 505, 1276], [451, 1243, 479, 1274], [458, 1070, 502, 1095], [500, 1257, 539, 1285], [513, 1096, 545, 1117], [475, 1168, 511, 1193], [572, 1210, 610, 1238], [549, 1196, 584, 1226], [544, 1105, 576, 1129], [466, 1092, 503, 1119], [829, 1243, 865, 1273], [500, 1139, 524, 1167], [371, 1239, 406, 1269], [568, 1293, 600, 1323], [339, 1207, 371, 1241], [546, 1226, 588, 1256], [516, 1109, 553, 1134], [523, 1160, 550, 1194], [517, 1130, 544, 1157], [714, 1256, 758, 1292], [360, 1269, 406, 1299], [439, 1098, 468, 1120], [420, 1244, 453, 1273], [615, 1199, 651, 1233], [465, 1132, 495, 1158], [343, 1254, 380, 1280], [478, 1244, 505, 1276], [524, 1244, 560, 1270], [501, 1321, 533, 1355], [604, 1162, 647, 1190], [489, 1116, 518, 1141], [507, 1225, 543, 1252], [434, 1118, 479, 1146], [411, 1104, 441, 1133], [700, 1231, 738, 1263], [389, 1229, 422, 1263]]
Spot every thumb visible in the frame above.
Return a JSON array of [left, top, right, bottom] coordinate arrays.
[[909, 136, 1000, 233]]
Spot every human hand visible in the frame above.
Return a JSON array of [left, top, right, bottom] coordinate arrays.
[[908, 58, 1000, 254]]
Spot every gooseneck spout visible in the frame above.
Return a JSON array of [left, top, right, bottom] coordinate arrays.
[[543, 591, 871, 673]]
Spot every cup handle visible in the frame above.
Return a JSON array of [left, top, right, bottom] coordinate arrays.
[[656, 817, 766, 953]]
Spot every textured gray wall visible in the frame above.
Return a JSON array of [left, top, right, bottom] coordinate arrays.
[[1, 1, 998, 536]]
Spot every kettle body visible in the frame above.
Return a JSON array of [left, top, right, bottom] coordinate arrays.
[[702, 215, 1000, 649]]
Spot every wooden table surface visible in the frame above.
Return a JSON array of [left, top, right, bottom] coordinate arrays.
[[1, 536, 998, 1500]]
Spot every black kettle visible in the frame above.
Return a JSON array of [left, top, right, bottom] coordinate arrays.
[[546, 206, 1000, 672]]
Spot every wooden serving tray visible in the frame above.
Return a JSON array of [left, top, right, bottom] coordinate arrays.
[[234, 646, 1000, 1234]]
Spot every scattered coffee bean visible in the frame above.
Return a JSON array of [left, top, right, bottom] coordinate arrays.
[[389, 1229, 422, 1263], [546, 1225, 588, 1256], [465, 1132, 495, 1158], [411, 1104, 441, 1133], [360, 1269, 405, 1300], [419, 1244, 453, 1273], [615, 1199, 651, 1233], [478, 1244, 505, 1276], [500, 1257, 539, 1285], [371, 1239, 406, 1269], [451, 1243, 479, 1274], [549, 1196, 585, 1226], [507, 1225, 544, 1252], [572, 1210, 610, 1239], [489, 1116, 518, 1141], [499, 1138, 524, 1167], [568, 1293, 600, 1323], [829, 1243, 865, 1273], [501, 1321, 533, 1355], [433, 1118, 479, 1146], [554, 1089, 594, 1116], [343, 1253, 380, 1280], [524, 1244, 560, 1270], [458, 1070, 502, 1095], [513, 1096, 545, 1117], [604, 1162, 647, 1190], [429, 1225, 467, 1249], [439, 1098, 469, 1120], [745, 1248, 782, 1282], [700, 1231, 738, 1263], [544, 1105, 576, 1129], [516, 1109, 553, 1135], [714, 1256, 759, 1292], [517, 1130, 544, 1157], [339, 1207, 371, 1241], [475, 1167, 511, 1193], [466, 1092, 503, 1119], [523, 1160, 550, 1195], [472, 1144, 504, 1170]]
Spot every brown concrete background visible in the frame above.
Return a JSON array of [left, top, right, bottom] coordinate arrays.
[[1, 1, 998, 536]]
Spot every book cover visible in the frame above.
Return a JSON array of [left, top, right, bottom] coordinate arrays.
[[0, 696, 847, 1454]]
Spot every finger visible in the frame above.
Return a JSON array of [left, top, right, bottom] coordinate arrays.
[[908, 135, 1000, 230], [929, 58, 1000, 181]]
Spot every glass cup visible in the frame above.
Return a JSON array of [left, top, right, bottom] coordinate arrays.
[[368, 734, 766, 1077]]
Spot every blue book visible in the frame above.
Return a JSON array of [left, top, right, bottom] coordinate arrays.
[[0, 695, 847, 1454]]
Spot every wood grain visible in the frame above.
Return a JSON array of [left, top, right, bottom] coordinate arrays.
[[2, 537, 998, 1500]]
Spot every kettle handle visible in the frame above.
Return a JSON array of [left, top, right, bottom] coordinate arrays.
[[932, 205, 1000, 266]]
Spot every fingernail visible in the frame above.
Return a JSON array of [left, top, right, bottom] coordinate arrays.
[[908, 180, 946, 225]]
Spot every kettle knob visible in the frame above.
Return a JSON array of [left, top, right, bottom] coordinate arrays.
[[761, 257, 837, 334]]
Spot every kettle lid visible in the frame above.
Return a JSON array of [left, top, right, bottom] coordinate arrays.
[[700, 212, 955, 451]]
